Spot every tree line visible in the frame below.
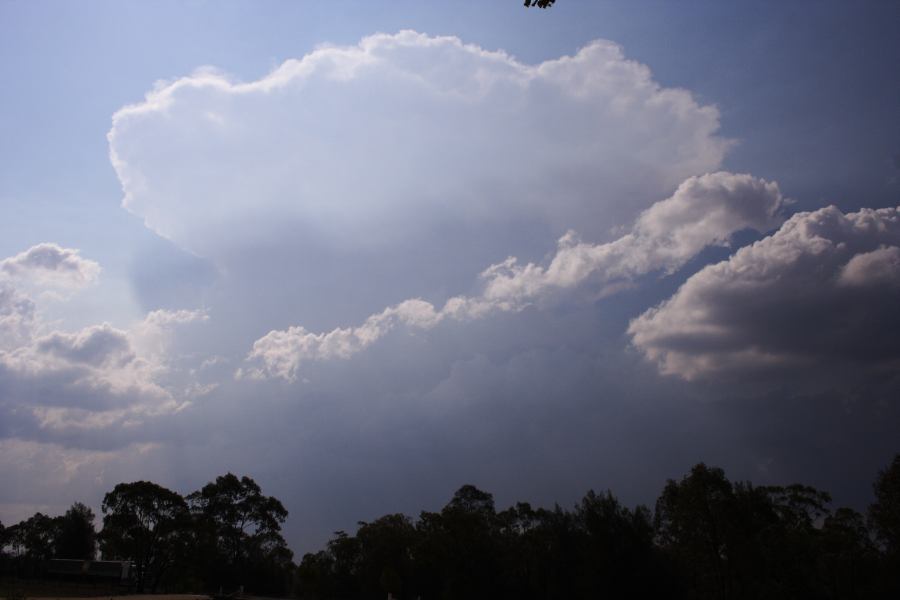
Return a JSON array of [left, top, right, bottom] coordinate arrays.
[[1, 456, 898, 598], [0, 473, 293, 595], [297, 457, 899, 599]]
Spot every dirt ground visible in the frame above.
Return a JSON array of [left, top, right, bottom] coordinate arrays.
[[23, 596, 209, 600]]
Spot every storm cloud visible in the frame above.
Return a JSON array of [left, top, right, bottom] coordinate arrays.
[[243, 171, 786, 381], [109, 31, 729, 258], [629, 205, 900, 380], [1, 16, 897, 558]]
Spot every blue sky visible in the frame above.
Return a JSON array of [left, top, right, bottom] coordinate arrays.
[[1, 0, 898, 554]]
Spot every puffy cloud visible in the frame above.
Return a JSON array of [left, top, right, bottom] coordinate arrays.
[[480, 172, 785, 304], [109, 30, 728, 259], [0, 350, 173, 453], [0, 245, 208, 445], [130, 308, 209, 360], [628, 205, 900, 380], [109, 30, 744, 353], [36, 324, 135, 368], [838, 245, 900, 288], [241, 299, 441, 381], [0, 283, 35, 351], [0, 243, 100, 288], [1, 320, 171, 417], [243, 172, 785, 380]]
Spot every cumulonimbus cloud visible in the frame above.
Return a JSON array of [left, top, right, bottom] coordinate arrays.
[[241, 172, 786, 381], [628, 205, 900, 380], [108, 30, 730, 258]]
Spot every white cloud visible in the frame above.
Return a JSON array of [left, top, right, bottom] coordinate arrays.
[[243, 172, 785, 381], [838, 245, 900, 288], [0, 244, 209, 444], [130, 308, 209, 361], [0, 243, 100, 289], [36, 324, 135, 368], [2, 320, 172, 418], [628, 205, 900, 380], [0, 283, 35, 351], [108, 31, 729, 260], [480, 172, 785, 305]]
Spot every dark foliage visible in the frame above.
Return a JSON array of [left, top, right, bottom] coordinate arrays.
[[0, 503, 97, 580], [870, 455, 900, 553], [524, 0, 556, 8], [298, 456, 900, 599], [55, 502, 97, 560], [187, 473, 293, 595], [869, 455, 900, 594], [3, 455, 899, 598], [6, 513, 58, 563], [98, 481, 190, 593]]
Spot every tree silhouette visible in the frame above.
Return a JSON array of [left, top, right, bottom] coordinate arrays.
[[98, 481, 189, 593], [54, 502, 97, 560], [655, 463, 736, 598], [356, 515, 416, 599], [6, 457, 898, 598], [8, 513, 58, 561], [187, 473, 291, 594], [869, 454, 900, 594], [870, 454, 900, 554]]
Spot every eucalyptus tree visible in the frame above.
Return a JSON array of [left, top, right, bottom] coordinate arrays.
[[55, 502, 97, 560], [187, 473, 291, 594], [98, 481, 190, 592]]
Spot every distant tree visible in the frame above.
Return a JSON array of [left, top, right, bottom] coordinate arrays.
[[869, 454, 900, 594], [355, 514, 416, 598], [520, 504, 583, 599], [269, 459, 900, 598], [98, 481, 190, 593], [55, 502, 97, 560], [655, 463, 736, 598], [436, 484, 502, 598], [325, 530, 361, 598], [408, 485, 503, 600], [869, 454, 900, 554], [187, 473, 291, 594], [524, 0, 556, 7], [9, 513, 58, 561], [296, 548, 340, 600], [295, 530, 360, 599], [654, 463, 878, 598], [574, 490, 668, 596], [445, 484, 495, 516], [762, 483, 831, 530], [819, 507, 879, 598]]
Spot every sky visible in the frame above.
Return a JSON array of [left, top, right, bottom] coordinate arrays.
[[1, 0, 899, 555]]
